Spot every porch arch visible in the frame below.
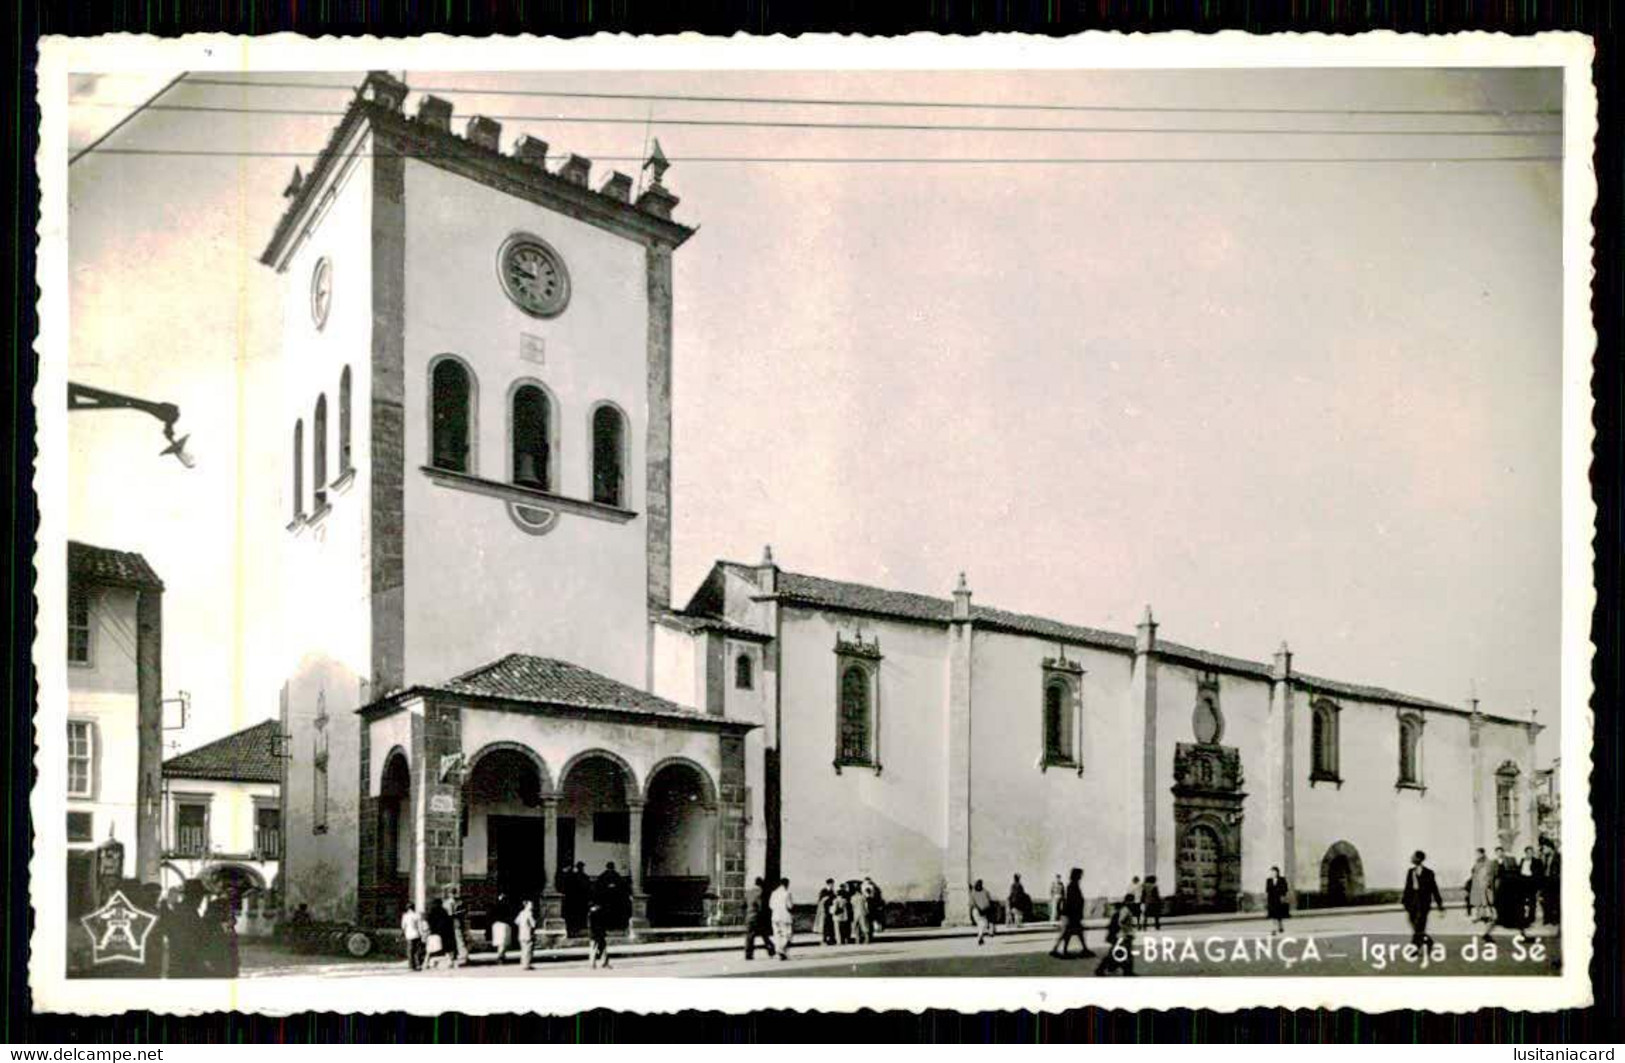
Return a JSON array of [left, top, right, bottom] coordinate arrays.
[[558, 747, 640, 801], [643, 756, 718, 807], [467, 740, 555, 796]]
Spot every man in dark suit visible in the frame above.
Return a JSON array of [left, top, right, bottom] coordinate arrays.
[[1402, 850, 1446, 947]]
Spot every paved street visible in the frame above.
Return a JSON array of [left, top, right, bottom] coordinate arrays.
[[240, 908, 1561, 980]]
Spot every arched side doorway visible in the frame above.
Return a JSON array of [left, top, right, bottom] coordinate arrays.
[[642, 759, 719, 928], [557, 751, 640, 929], [1319, 841, 1365, 905], [462, 746, 549, 915], [376, 749, 412, 913]]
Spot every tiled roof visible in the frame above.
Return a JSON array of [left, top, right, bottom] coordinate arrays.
[[771, 570, 1134, 652], [1293, 673, 1461, 714], [68, 541, 163, 590], [164, 720, 281, 783], [754, 565, 1508, 720], [440, 654, 713, 721], [655, 609, 773, 642]]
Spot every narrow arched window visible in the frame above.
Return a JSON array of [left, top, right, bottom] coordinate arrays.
[[338, 366, 353, 476], [511, 384, 551, 491], [592, 405, 625, 506], [1043, 681, 1073, 765], [1495, 763, 1521, 835], [838, 664, 872, 766], [313, 394, 329, 504], [735, 653, 754, 690], [291, 419, 305, 520], [431, 359, 472, 473], [1398, 716, 1423, 786], [1311, 701, 1340, 781]]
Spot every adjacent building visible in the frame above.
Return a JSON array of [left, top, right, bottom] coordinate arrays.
[[265, 73, 1548, 935], [161, 719, 284, 906], [65, 541, 164, 915]]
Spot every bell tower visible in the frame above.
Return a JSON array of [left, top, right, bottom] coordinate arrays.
[[260, 70, 695, 921]]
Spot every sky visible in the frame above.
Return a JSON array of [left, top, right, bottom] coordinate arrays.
[[63, 66, 1565, 760]]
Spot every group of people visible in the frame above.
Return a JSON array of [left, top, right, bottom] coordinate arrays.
[[135, 878, 243, 978], [743, 875, 888, 960], [398, 862, 635, 974], [1466, 839, 1562, 941]]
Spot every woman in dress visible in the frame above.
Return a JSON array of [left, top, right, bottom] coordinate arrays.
[[1264, 866, 1291, 935], [1468, 848, 1494, 923]]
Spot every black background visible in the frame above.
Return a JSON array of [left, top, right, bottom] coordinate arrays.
[[7, 0, 1621, 1043]]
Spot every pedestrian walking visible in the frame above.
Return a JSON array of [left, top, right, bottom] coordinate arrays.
[[1487, 845, 1528, 942], [850, 881, 872, 944], [1049, 867, 1096, 958], [769, 877, 795, 960], [862, 877, 885, 933], [401, 901, 426, 971], [1264, 866, 1291, 935], [424, 898, 454, 970], [969, 879, 997, 944], [1540, 838, 1562, 926], [1048, 873, 1067, 923], [1095, 895, 1139, 977], [516, 898, 538, 970], [447, 890, 470, 966], [1140, 875, 1164, 931], [1127, 877, 1143, 921], [1007, 874, 1032, 927], [743, 877, 777, 960], [490, 892, 513, 965], [587, 899, 611, 969], [1402, 850, 1446, 948], [1519, 846, 1544, 927], [815, 879, 836, 945], [1468, 848, 1494, 923]]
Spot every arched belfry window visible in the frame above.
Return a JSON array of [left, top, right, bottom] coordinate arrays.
[[431, 358, 474, 473], [291, 419, 305, 521], [1397, 713, 1425, 789], [511, 384, 552, 491], [338, 366, 353, 477], [313, 394, 329, 506], [833, 633, 882, 773], [592, 404, 626, 507], [1310, 699, 1341, 785], [735, 652, 754, 691]]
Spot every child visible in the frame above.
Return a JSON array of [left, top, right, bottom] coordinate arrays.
[[587, 899, 611, 969], [1095, 895, 1139, 977]]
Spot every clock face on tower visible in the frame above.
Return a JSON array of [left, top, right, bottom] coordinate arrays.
[[310, 256, 333, 330], [498, 234, 571, 318]]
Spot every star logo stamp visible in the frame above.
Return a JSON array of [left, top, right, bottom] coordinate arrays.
[[79, 890, 157, 966]]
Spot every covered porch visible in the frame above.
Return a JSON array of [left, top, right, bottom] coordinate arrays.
[[356, 654, 754, 938]]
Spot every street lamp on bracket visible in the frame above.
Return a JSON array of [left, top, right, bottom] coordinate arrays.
[[67, 382, 195, 468]]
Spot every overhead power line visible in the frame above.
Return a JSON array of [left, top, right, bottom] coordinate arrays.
[[70, 72, 189, 165], [174, 75, 1563, 118], [67, 101, 1562, 138], [78, 148, 1563, 165]]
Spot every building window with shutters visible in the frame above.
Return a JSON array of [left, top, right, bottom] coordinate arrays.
[[1310, 699, 1342, 786], [833, 634, 882, 773], [175, 797, 211, 857], [254, 801, 283, 859], [67, 585, 92, 666], [1496, 762, 1521, 838], [67, 720, 95, 798]]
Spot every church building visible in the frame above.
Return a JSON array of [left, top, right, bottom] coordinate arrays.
[[265, 73, 1544, 936]]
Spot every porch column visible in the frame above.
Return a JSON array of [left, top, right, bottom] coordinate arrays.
[[706, 803, 723, 927], [540, 796, 566, 939], [627, 798, 649, 937], [419, 700, 464, 908]]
